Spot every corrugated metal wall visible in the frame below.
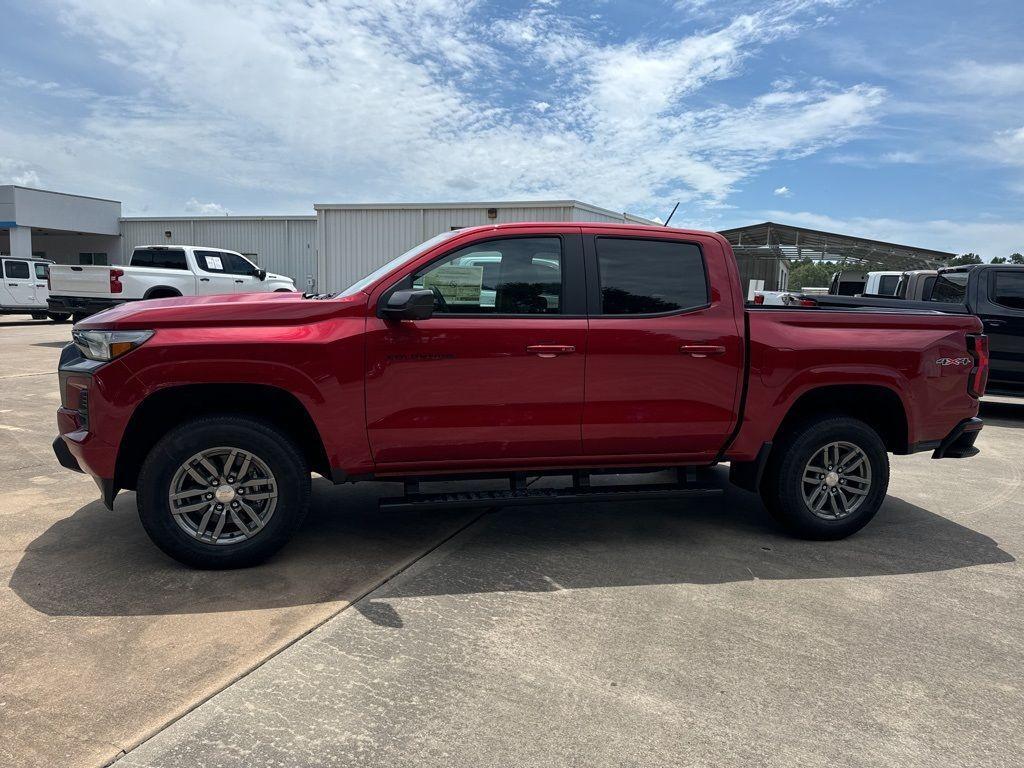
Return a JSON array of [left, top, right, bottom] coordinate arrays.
[[120, 217, 317, 290], [317, 203, 650, 293]]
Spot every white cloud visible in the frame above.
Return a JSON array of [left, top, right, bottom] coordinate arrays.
[[761, 209, 1024, 261], [0, 158, 42, 187], [184, 198, 230, 216], [773, 186, 792, 197], [937, 60, 1024, 97], [990, 126, 1024, 166], [1, 0, 884, 216]]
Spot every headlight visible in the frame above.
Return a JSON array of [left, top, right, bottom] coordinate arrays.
[[72, 330, 154, 361]]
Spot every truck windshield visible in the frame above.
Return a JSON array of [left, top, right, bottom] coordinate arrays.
[[338, 230, 462, 297], [929, 271, 969, 303]]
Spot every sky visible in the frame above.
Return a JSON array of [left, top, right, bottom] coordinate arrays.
[[1, 0, 1022, 259]]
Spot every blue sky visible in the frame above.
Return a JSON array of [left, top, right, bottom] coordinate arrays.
[[1, 0, 1022, 258]]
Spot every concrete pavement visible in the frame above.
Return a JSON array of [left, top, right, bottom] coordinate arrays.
[[0, 320, 479, 767], [119, 403, 1024, 767]]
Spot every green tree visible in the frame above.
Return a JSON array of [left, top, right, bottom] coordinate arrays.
[[943, 253, 983, 267], [992, 257, 1008, 264], [1010, 253, 1024, 265], [788, 261, 835, 290]]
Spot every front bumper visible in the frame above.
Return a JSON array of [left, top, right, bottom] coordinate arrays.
[[932, 417, 983, 459]]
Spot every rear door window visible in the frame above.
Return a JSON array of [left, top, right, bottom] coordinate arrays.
[[131, 248, 188, 270], [930, 272, 969, 303], [35, 263, 49, 280], [878, 275, 899, 295], [595, 237, 707, 315], [991, 271, 1024, 310], [195, 250, 227, 272]]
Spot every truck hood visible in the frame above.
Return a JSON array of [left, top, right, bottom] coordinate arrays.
[[77, 290, 366, 329]]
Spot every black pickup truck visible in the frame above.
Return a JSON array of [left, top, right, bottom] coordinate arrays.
[[799, 264, 1024, 397]]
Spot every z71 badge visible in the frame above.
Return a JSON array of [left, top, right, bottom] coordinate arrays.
[[935, 357, 973, 366]]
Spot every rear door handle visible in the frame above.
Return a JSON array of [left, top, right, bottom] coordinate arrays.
[[234, 279, 244, 283], [984, 319, 1006, 327], [680, 344, 726, 357], [199, 277, 210, 282], [527, 344, 576, 358]]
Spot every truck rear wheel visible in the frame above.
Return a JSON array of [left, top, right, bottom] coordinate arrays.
[[761, 416, 889, 540], [137, 416, 310, 568]]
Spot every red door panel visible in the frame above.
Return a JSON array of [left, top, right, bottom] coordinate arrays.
[[365, 317, 587, 465], [581, 231, 744, 459]]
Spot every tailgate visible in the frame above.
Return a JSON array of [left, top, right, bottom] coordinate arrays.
[[48, 265, 112, 296]]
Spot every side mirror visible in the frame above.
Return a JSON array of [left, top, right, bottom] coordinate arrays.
[[380, 288, 434, 321], [257, 269, 267, 281]]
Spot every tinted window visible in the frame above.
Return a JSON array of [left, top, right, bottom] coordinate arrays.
[[131, 248, 187, 270], [878, 275, 899, 295], [992, 271, 1024, 310], [223, 253, 258, 276], [196, 250, 227, 272], [930, 271, 968, 303], [35, 263, 49, 280], [922, 276, 936, 300], [413, 237, 562, 314], [596, 237, 707, 315], [4, 260, 30, 279]]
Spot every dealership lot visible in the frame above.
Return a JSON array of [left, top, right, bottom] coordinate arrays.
[[3, 320, 1023, 767]]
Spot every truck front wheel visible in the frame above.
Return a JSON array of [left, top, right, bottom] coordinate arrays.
[[137, 416, 310, 568], [761, 416, 889, 540]]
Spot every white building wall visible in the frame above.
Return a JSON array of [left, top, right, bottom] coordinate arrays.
[[120, 217, 316, 289], [315, 201, 654, 293]]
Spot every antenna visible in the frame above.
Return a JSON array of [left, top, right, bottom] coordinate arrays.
[[663, 202, 680, 227]]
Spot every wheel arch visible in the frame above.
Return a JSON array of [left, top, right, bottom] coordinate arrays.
[[773, 383, 909, 454], [115, 383, 331, 492], [143, 286, 183, 299]]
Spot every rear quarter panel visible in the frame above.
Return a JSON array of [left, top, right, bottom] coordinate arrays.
[[727, 309, 983, 460]]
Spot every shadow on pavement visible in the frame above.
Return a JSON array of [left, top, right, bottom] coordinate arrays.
[[13, 475, 1013, 621], [980, 399, 1024, 427], [9, 479, 473, 618], [366, 486, 1014, 610]]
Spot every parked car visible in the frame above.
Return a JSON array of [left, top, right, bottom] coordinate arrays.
[[895, 269, 938, 300], [1, 256, 70, 322], [53, 223, 986, 568], [47, 245, 296, 321], [793, 263, 1022, 396]]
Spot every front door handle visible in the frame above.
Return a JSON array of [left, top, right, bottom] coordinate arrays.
[[984, 319, 1006, 327], [234, 279, 244, 284], [199, 277, 210, 282], [527, 344, 576, 358], [680, 344, 726, 358]]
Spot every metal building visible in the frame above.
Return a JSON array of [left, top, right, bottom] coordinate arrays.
[[315, 201, 654, 293], [719, 221, 955, 292], [120, 216, 318, 290], [1, 185, 121, 264]]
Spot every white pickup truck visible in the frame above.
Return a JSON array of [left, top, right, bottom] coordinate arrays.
[[47, 245, 296, 320]]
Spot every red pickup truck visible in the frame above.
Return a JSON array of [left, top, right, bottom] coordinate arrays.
[[53, 223, 987, 568]]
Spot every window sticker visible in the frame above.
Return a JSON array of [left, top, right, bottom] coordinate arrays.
[[423, 265, 484, 304], [204, 255, 224, 271]]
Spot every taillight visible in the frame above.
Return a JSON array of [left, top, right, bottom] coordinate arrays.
[[109, 268, 124, 294], [967, 334, 989, 398], [799, 298, 817, 307], [753, 294, 765, 305]]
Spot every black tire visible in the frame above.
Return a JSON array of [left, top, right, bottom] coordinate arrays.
[[760, 416, 889, 540], [48, 313, 71, 323], [137, 416, 310, 568], [31, 312, 48, 320], [72, 312, 88, 323]]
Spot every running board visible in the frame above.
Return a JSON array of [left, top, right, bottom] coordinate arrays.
[[379, 482, 722, 512]]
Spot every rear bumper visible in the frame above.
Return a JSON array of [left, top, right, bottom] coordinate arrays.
[[932, 417, 984, 459], [48, 295, 127, 318]]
